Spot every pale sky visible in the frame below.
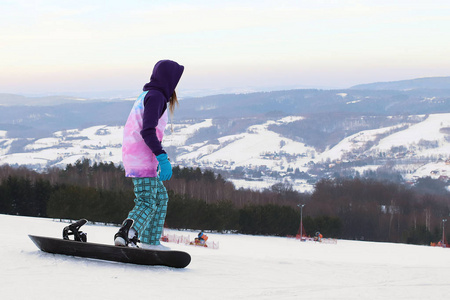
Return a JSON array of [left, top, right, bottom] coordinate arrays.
[[1, 0, 450, 97]]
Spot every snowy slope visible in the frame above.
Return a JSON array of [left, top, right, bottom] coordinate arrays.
[[317, 124, 406, 161], [2, 214, 450, 300], [316, 113, 450, 181], [367, 114, 450, 180], [176, 116, 314, 169], [373, 113, 450, 155], [164, 119, 214, 146]]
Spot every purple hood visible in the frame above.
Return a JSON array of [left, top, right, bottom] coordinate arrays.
[[143, 60, 184, 101]]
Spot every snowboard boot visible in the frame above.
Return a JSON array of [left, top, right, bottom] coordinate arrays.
[[114, 219, 140, 247]]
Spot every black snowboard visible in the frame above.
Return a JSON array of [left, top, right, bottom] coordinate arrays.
[[29, 220, 191, 268]]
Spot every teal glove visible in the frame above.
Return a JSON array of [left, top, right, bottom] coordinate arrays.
[[156, 153, 172, 181]]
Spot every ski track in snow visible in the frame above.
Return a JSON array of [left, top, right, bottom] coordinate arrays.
[[2, 214, 450, 300]]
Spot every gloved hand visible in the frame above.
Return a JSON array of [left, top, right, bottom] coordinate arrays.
[[156, 153, 172, 181]]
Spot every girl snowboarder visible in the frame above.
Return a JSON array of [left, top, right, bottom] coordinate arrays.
[[114, 60, 184, 250]]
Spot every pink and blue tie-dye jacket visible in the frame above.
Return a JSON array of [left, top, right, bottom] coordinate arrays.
[[122, 60, 184, 177], [122, 91, 168, 177]]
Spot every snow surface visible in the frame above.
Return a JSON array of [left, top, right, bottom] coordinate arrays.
[[2, 214, 450, 300]]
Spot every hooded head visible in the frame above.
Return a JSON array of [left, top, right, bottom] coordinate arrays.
[[143, 60, 184, 101]]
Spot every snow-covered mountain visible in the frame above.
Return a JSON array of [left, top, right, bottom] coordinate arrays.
[[0, 126, 124, 169], [1, 80, 450, 191], [1, 112, 449, 192]]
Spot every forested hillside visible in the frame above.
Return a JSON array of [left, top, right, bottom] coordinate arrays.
[[0, 161, 448, 244]]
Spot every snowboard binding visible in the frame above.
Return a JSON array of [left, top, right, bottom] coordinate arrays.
[[63, 219, 88, 242], [114, 218, 139, 247]]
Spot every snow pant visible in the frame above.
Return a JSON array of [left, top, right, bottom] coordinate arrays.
[[127, 177, 168, 245]]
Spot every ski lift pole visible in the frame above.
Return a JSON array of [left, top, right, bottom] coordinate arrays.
[[298, 204, 305, 240], [443, 219, 447, 247]]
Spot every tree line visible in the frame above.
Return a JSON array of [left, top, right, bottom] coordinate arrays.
[[0, 160, 449, 245]]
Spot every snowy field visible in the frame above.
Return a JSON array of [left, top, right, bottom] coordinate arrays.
[[2, 214, 450, 300]]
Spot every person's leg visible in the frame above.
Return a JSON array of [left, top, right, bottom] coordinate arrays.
[[127, 177, 157, 244], [140, 178, 168, 245]]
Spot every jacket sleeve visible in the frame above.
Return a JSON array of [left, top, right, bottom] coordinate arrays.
[[140, 92, 167, 156]]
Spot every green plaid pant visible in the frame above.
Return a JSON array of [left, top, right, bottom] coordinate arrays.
[[128, 177, 168, 245]]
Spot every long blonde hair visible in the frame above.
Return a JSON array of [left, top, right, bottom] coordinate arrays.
[[169, 90, 178, 116], [168, 90, 178, 132]]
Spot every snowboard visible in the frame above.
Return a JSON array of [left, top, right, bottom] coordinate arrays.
[[29, 219, 191, 268]]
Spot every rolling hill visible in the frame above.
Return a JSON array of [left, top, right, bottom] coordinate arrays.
[[1, 76, 450, 192]]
